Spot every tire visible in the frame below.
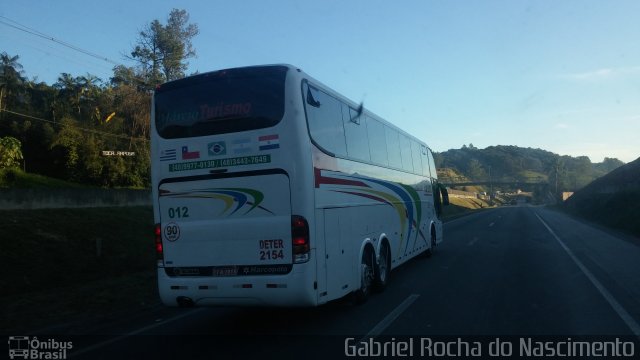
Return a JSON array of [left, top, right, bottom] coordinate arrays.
[[425, 229, 436, 258], [373, 242, 391, 293], [354, 247, 374, 304]]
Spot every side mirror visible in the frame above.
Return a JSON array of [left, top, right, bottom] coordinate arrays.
[[440, 185, 449, 206]]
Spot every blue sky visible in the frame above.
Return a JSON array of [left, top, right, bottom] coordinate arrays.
[[1, 0, 639, 162]]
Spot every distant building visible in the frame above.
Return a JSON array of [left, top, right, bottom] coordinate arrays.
[[562, 192, 574, 201]]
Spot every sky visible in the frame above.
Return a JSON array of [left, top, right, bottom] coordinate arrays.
[[1, 0, 639, 163]]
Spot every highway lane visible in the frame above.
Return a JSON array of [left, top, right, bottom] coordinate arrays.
[[386, 205, 640, 336], [73, 205, 640, 358]]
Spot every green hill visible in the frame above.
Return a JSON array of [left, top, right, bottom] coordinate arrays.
[[434, 144, 625, 193]]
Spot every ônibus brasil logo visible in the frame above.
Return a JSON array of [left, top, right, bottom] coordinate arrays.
[[8, 336, 73, 359]]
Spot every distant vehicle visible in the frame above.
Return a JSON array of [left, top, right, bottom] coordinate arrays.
[[151, 64, 449, 307]]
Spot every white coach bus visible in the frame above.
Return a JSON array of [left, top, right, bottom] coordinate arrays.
[[151, 64, 448, 307]]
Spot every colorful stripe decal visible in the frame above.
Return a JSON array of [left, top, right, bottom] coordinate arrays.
[[314, 168, 370, 188], [333, 190, 393, 207], [315, 168, 428, 256], [352, 176, 415, 253], [161, 188, 273, 216]]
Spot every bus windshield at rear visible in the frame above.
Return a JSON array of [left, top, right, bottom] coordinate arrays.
[[154, 65, 287, 139]]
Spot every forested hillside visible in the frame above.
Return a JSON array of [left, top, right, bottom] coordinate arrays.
[[0, 9, 197, 188], [434, 144, 624, 193]]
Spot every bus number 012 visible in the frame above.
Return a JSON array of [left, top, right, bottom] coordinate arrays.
[[168, 206, 189, 218]]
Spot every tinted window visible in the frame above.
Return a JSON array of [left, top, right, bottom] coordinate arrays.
[[427, 148, 437, 179], [411, 140, 423, 175], [421, 144, 431, 177], [305, 85, 347, 156], [367, 117, 388, 166], [343, 104, 370, 162], [399, 134, 413, 172], [155, 66, 287, 139], [385, 126, 402, 169]]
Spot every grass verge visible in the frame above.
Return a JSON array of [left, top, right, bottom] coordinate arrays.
[[560, 190, 640, 238], [0, 168, 89, 189], [442, 196, 493, 220], [0, 206, 156, 333]]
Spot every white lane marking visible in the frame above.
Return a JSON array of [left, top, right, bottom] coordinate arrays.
[[70, 308, 207, 358], [468, 237, 479, 246], [359, 294, 420, 343], [535, 212, 640, 336], [444, 208, 498, 225], [489, 222, 495, 227]]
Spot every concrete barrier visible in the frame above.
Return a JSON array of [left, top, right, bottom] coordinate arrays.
[[0, 188, 152, 209]]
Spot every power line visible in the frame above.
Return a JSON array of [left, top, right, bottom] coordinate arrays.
[[0, 15, 155, 88], [0, 108, 148, 143], [0, 15, 120, 66]]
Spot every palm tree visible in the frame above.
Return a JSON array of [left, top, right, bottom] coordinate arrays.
[[0, 52, 26, 113], [55, 73, 83, 116], [79, 73, 103, 122]]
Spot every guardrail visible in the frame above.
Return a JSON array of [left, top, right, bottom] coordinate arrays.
[[0, 188, 151, 209]]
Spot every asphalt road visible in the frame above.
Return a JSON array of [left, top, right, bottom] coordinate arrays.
[[69, 205, 640, 359]]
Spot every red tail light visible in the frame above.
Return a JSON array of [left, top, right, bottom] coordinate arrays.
[[291, 215, 310, 263], [155, 223, 164, 262]]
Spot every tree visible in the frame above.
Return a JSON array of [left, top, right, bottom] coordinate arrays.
[[111, 65, 143, 88], [468, 159, 486, 180], [548, 157, 567, 195], [130, 9, 199, 88], [0, 136, 24, 169], [55, 73, 83, 117], [0, 52, 26, 113], [600, 157, 624, 173], [112, 84, 151, 139], [50, 117, 84, 180]]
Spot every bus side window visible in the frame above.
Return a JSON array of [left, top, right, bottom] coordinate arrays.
[[367, 117, 389, 166], [343, 104, 371, 162], [399, 134, 414, 173], [427, 148, 437, 181], [385, 126, 402, 170], [305, 84, 347, 157], [420, 145, 430, 177], [411, 140, 423, 175]]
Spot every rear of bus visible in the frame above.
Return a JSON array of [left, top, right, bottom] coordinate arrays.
[[151, 65, 316, 307]]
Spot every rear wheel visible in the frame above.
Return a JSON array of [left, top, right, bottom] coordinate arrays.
[[425, 228, 436, 258], [355, 247, 374, 304], [373, 242, 391, 292]]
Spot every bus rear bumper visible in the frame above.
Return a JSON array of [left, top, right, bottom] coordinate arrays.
[[157, 267, 318, 307]]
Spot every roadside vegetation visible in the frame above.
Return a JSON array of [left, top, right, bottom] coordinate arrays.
[[0, 9, 198, 188], [0, 167, 89, 188], [561, 156, 640, 237], [0, 206, 156, 333]]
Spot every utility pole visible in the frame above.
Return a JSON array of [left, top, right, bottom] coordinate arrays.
[[489, 166, 493, 206]]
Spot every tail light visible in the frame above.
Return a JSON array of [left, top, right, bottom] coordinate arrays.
[[291, 215, 310, 264], [155, 223, 164, 264]]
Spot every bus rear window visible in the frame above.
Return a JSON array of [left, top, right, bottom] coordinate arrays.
[[154, 66, 287, 139]]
